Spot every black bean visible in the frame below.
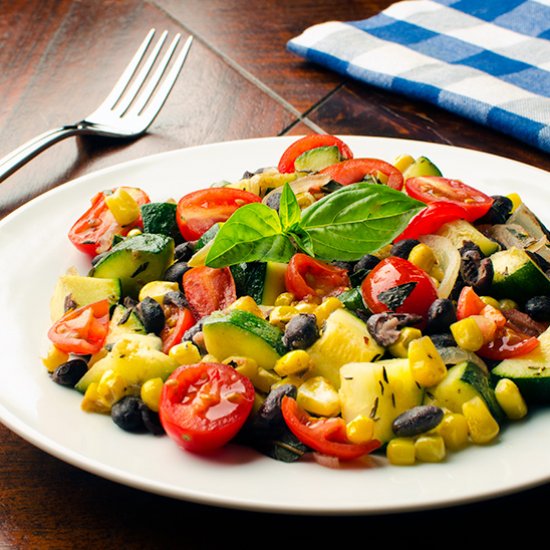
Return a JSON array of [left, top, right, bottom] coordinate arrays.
[[111, 396, 146, 432], [251, 384, 297, 439], [163, 290, 188, 309], [425, 298, 457, 334], [264, 192, 281, 212], [164, 261, 190, 285], [282, 314, 319, 349], [141, 407, 165, 435], [392, 405, 444, 437], [51, 358, 88, 387], [429, 333, 457, 348], [350, 254, 380, 285], [174, 241, 196, 262], [390, 239, 420, 259], [136, 297, 165, 334], [525, 296, 550, 322], [366, 312, 423, 347], [476, 195, 513, 225], [459, 244, 493, 294]]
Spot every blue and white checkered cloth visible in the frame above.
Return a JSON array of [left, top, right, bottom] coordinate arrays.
[[288, 0, 550, 153]]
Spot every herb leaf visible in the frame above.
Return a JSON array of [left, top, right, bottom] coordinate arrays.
[[279, 183, 301, 231], [300, 183, 424, 261], [205, 203, 295, 267]]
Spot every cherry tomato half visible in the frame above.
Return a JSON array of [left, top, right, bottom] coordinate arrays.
[[361, 256, 437, 319], [160, 303, 195, 354], [159, 362, 255, 453], [278, 134, 353, 173], [48, 300, 110, 355], [456, 286, 487, 320], [477, 325, 539, 360], [285, 253, 350, 300], [281, 396, 380, 461], [68, 187, 150, 256], [405, 177, 493, 222], [394, 201, 467, 242], [183, 266, 237, 319], [176, 188, 261, 241], [320, 158, 404, 190]]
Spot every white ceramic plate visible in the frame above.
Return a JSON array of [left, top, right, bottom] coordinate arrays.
[[0, 136, 549, 515]]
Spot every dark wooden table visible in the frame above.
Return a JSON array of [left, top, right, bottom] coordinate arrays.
[[1, 1, 549, 547]]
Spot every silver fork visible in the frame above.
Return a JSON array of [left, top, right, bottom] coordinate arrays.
[[0, 29, 193, 183]]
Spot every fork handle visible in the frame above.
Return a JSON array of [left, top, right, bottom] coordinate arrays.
[[0, 125, 82, 183]]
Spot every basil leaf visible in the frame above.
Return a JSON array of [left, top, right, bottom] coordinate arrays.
[[205, 203, 295, 267], [289, 226, 314, 256], [279, 183, 301, 231], [301, 183, 424, 261], [377, 282, 417, 310]]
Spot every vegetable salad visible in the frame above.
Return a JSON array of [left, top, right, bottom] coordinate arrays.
[[43, 135, 550, 466]]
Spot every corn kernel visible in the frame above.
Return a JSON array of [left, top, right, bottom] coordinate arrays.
[[408, 243, 437, 273], [495, 379, 528, 420], [415, 435, 446, 462], [296, 376, 340, 417], [141, 377, 164, 412], [479, 296, 501, 309], [274, 292, 295, 306], [269, 305, 298, 327], [253, 367, 281, 393], [201, 353, 219, 363], [139, 280, 180, 304], [387, 438, 416, 466], [169, 341, 202, 365], [294, 302, 318, 314], [224, 356, 258, 380], [346, 415, 375, 444], [96, 369, 128, 408], [314, 297, 343, 327], [228, 296, 263, 317], [104, 188, 140, 226], [462, 396, 500, 444], [41, 345, 69, 373], [393, 154, 416, 173], [126, 228, 142, 238], [274, 350, 311, 376], [437, 413, 469, 451], [498, 298, 518, 311], [81, 383, 110, 413], [431, 265, 445, 282], [408, 336, 447, 387], [450, 317, 484, 352], [296, 191, 316, 208], [388, 327, 423, 358]]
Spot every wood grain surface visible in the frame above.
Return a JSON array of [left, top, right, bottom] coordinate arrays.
[[0, 1, 548, 548]]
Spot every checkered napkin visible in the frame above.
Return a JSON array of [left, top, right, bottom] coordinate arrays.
[[288, 0, 550, 153]]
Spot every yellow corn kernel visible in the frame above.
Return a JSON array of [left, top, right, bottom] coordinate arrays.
[[495, 379, 528, 420], [140, 377, 164, 412], [408, 243, 437, 273], [294, 302, 319, 314], [139, 280, 180, 303], [126, 228, 142, 238], [104, 188, 140, 226], [415, 435, 446, 462], [296, 376, 340, 417], [169, 341, 202, 365], [223, 356, 258, 380], [462, 396, 500, 444], [201, 353, 219, 363], [506, 192, 522, 212], [274, 350, 311, 376], [431, 265, 445, 282], [96, 369, 129, 408], [274, 292, 295, 307], [387, 437, 416, 466], [479, 295, 501, 309], [41, 345, 69, 373], [393, 154, 415, 173], [81, 383, 110, 413], [253, 367, 281, 394], [388, 327, 423, 358], [498, 298, 518, 311], [450, 317, 484, 352], [346, 415, 375, 444], [314, 297, 343, 327], [296, 191, 316, 208], [437, 413, 469, 451], [228, 296, 263, 317], [408, 336, 447, 387], [268, 305, 298, 327]]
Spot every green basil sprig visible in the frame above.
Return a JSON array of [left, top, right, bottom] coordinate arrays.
[[205, 182, 423, 267]]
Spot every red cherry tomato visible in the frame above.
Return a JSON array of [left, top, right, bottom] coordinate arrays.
[[456, 286, 487, 320], [477, 325, 539, 360], [48, 300, 110, 355], [285, 253, 350, 300], [361, 256, 437, 319], [405, 177, 493, 222], [160, 303, 195, 354], [281, 396, 380, 461], [68, 187, 150, 256], [176, 188, 261, 241], [394, 201, 467, 242], [159, 362, 255, 453], [320, 158, 404, 190], [183, 266, 237, 319], [278, 134, 353, 173]]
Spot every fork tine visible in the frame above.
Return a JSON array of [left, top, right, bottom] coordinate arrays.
[[100, 28, 156, 112], [136, 35, 193, 126], [114, 30, 169, 116]]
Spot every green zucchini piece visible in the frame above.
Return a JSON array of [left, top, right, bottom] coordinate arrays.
[[202, 309, 286, 370], [490, 247, 550, 301], [491, 327, 550, 404], [436, 219, 500, 256], [141, 202, 181, 242], [402, 156, 442, 179], [50, 274, 121, 321], [230, 262, 267, 304], [105, 304, 147, 345], [195, 223, 222, 251], [261, 262, 287, 306], [294, 146, 340, 173], [90, 233, 174, 297], [431, 361, 503, 422]]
